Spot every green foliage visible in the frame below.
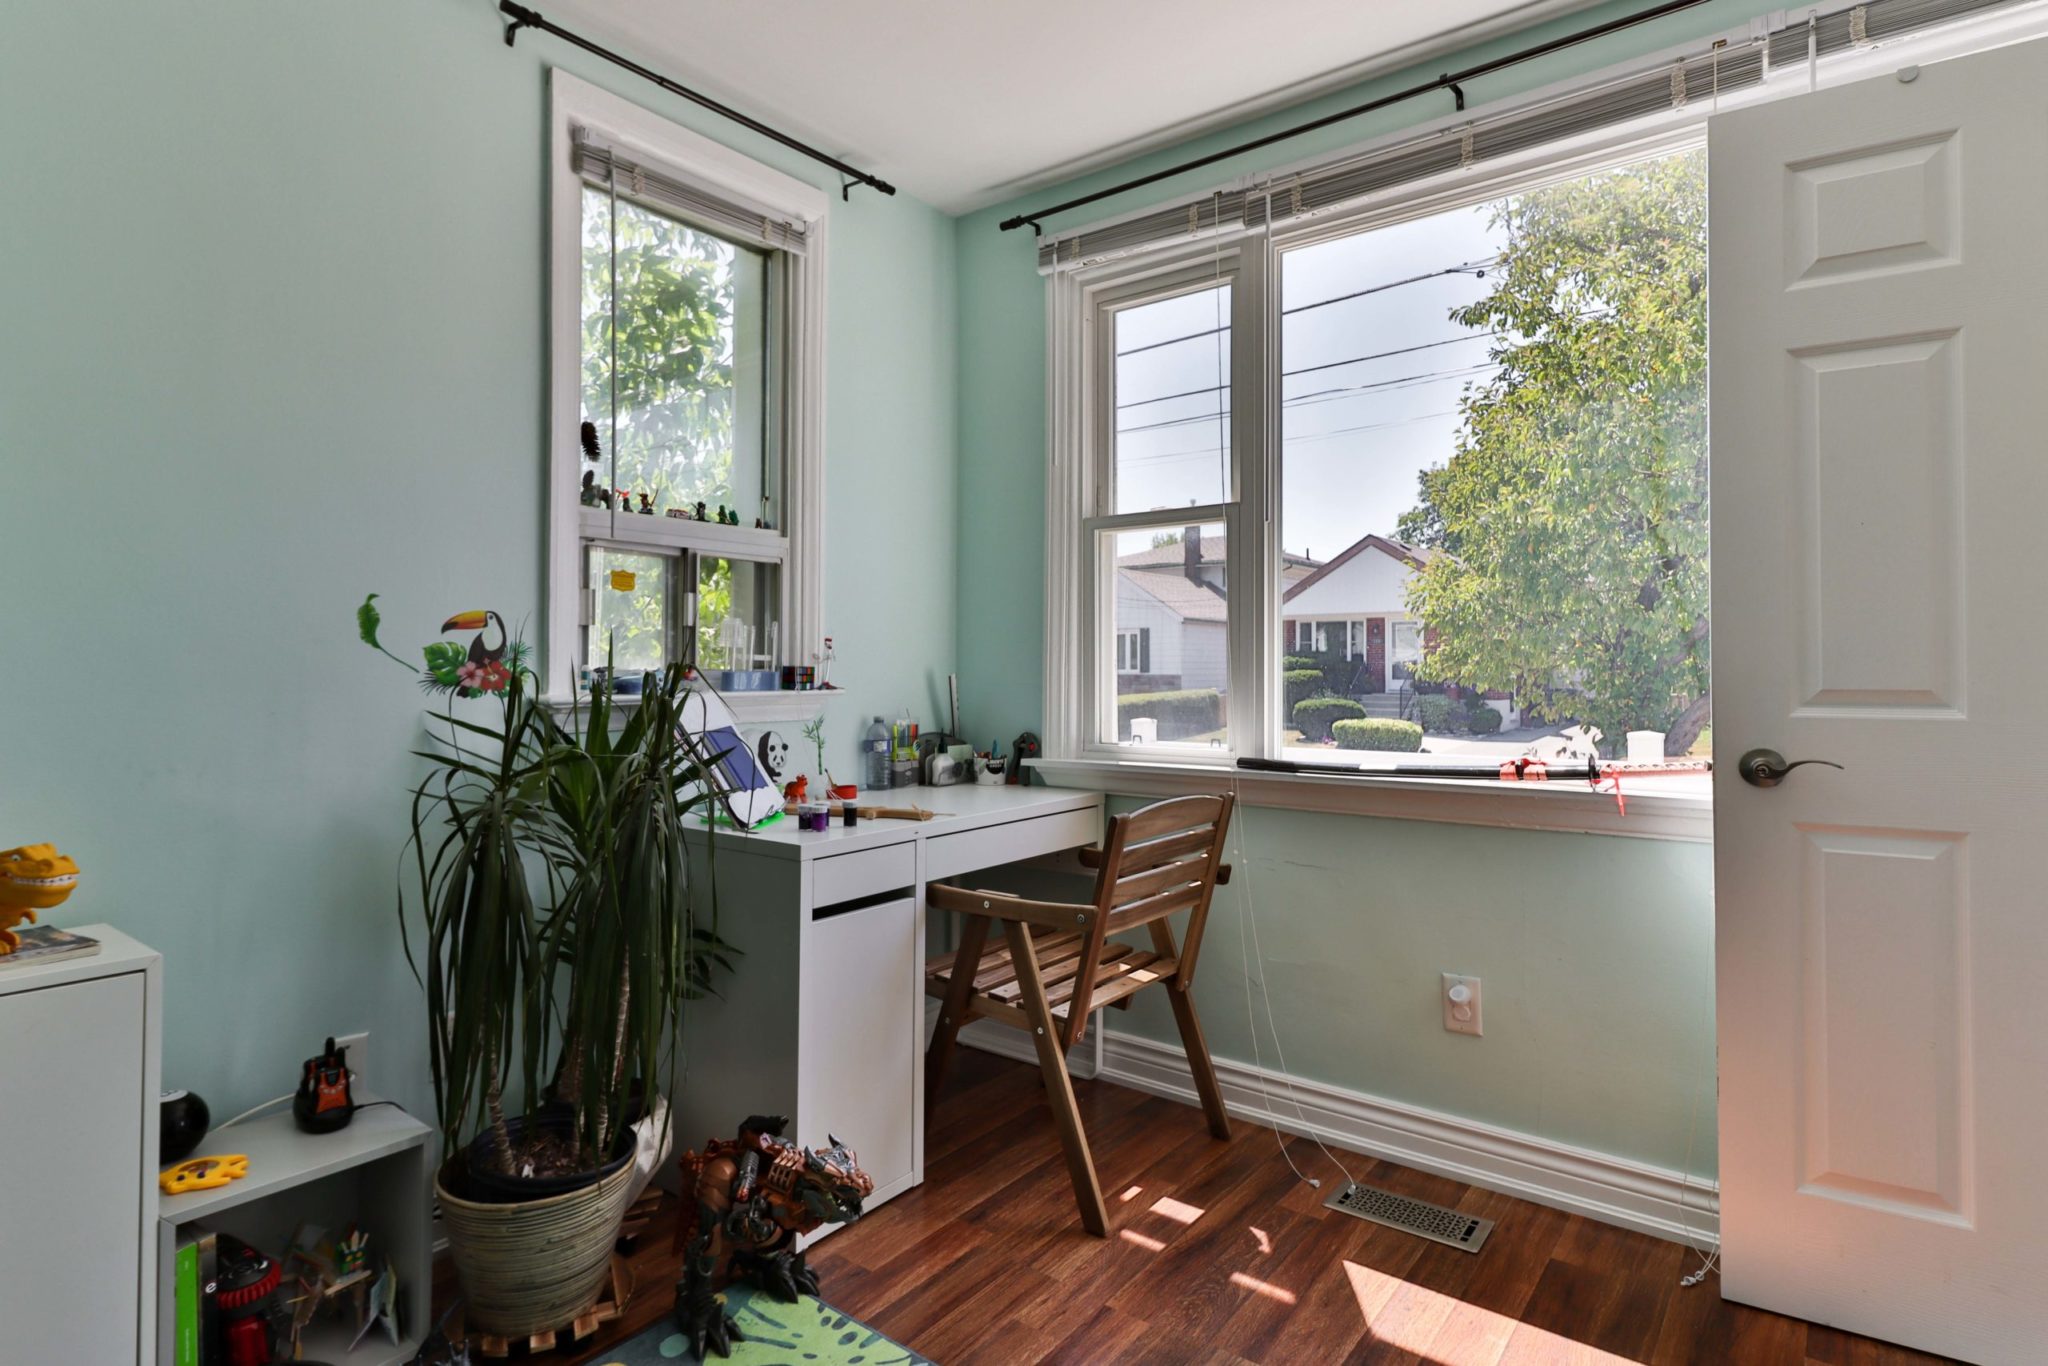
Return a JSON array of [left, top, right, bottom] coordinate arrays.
[[1282, 668, 1326, 711], [1281, 654, 1319, 672], [1293, 696, 1366, 742], [1116, 688, 1222, 742], [1398, 149, 1711, 750], [1412, 694, 1462, 733], [582, 191, 745, 515], [421, 640, 467, 686], [388, 629, 735, 1169], [1333, 718, 1424, 752], [1467, 704, 1503, 735]]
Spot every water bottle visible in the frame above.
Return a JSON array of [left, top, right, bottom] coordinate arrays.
[[863, 716, 890, 792]]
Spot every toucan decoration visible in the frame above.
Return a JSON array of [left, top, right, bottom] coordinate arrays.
[[357, 595, 526, 697]]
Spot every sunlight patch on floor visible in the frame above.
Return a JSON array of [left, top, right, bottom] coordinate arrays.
[[1119, 1184, 1144, 1202], [1251, 1226, 1273, 1254], [1228, 1271, 1299, 1305], [1344, 1259, 1636, 1363], [1120, 1228, 1166, 1252], [1148, 1196, 1205, 1224]]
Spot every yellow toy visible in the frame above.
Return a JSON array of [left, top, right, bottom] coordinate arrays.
[[160, 1154, 250, 1196], [0, 844, 79, 955]]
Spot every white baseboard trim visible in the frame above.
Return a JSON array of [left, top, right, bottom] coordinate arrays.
[[956, 1019, 1719, 1249]]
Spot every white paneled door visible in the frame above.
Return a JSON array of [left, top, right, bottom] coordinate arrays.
[[1711, 36, 2048, 1364]]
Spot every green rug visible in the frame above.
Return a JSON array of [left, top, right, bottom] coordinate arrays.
[[593, 1283, 932, 1365]]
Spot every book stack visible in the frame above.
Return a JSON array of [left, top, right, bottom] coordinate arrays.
[[0, 924, 101, 969]]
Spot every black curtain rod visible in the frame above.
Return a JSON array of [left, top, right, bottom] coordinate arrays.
[[1000, 0, 1713, 233], [499, 2, 897, 200]]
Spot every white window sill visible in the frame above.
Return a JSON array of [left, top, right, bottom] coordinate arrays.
[[1029, 755, 1712, 842], [543, 687, 844, 724]]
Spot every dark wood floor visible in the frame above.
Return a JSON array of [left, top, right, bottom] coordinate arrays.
[[555, 1048, 1952, 1364]]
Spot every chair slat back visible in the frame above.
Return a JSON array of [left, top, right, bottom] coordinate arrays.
[[1061, 794, 1234, 1043]]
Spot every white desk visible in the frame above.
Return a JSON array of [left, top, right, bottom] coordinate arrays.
[[677, 784, 1102, 1215]]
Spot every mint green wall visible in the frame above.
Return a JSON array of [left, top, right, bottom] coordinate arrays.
[[952, 1, 1778, 1178], [0, 0, 957, 1119]]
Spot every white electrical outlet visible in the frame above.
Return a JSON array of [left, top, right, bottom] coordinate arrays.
[[1441, 974, 1482, 1037], [335, 1030, 370, 1090]]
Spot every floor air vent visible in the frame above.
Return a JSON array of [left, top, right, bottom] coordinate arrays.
[[1323, 1180, 1495, 1253]]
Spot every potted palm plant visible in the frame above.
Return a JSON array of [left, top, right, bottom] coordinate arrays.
[[358, 597, 733, 1337]]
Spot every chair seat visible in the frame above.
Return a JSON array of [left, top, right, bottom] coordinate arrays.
[[925, 928, 1177, 1021]]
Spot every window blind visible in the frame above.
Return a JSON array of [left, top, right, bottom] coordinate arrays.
[[574, 132, 810, 255], [1039, 0, 2021, 271]]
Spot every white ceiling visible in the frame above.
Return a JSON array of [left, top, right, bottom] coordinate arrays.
[[536, 1, 1601, 214]]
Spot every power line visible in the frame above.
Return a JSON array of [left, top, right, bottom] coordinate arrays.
[[1112, 257, 1499, 360], [1121, 408, 1463, 466], [1280, 258, 1497, 317], [1117, 331, 1498, 410], [1116, 362, 1489, 438]]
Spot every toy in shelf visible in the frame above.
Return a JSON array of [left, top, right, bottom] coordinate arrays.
[[282, 1223, 402, 1357], [667, 507, 692, 519], [214, 1234, 283, 1366], [0, 844, 78, 955], [638, 492, 655, 515], [672, 1116, 874, 1360], [695, 501, 709, 522], [160, 1153, 249, 1195], [579, 471, 610, 508]]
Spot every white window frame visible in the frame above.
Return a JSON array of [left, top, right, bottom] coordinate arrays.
[[545, 70, 829, 715], [1042, 117, 1717, 838]]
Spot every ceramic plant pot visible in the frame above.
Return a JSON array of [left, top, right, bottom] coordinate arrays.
[[435, 1152, 637, 1337]]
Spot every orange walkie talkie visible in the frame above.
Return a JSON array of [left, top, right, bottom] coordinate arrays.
[[293, 1036, 356, 1134]]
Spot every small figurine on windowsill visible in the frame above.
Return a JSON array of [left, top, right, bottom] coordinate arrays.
[[695, 501, 709, 522], [754, 517, 768, 529], [615, 488, 632, 509], [580, 471, 609, 508], [667, 507, 691, 519], [638, 491, 655, 515]]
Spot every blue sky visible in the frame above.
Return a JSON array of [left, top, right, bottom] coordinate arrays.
[[1113, 199, 1506, 563]]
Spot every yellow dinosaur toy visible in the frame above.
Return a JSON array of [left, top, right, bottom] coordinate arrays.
[[0, 844, 79, 955]]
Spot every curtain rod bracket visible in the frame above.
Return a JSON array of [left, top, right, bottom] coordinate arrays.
[[1445, 77, 1466, 111], [502, 0, 537, 47], [494, 0, 896, 199]]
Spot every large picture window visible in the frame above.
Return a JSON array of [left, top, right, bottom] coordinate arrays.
[[1052, 139, 1709, 792]]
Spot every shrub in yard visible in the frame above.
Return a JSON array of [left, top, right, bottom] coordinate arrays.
[[1412, 694, 1462, 733], [1117, 688, 1222, 742], [1282, 668, 1325, 710], [1292, 696, 1366, 743], [1333, 718, 1424, 752], [1467, 705, 1503, 735], [1282, 655, 1319, 672]]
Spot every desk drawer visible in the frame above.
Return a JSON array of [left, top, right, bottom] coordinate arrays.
[[923, 806, 1101, 882], [811, 841, 917, 912]]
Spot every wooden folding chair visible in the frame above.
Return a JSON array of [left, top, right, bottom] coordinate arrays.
[[923, 793, 1235, 1235]]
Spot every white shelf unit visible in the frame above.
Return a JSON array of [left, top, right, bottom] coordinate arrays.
[[155, 1096, 434, 1366], [0, 924, 161, 1363]]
